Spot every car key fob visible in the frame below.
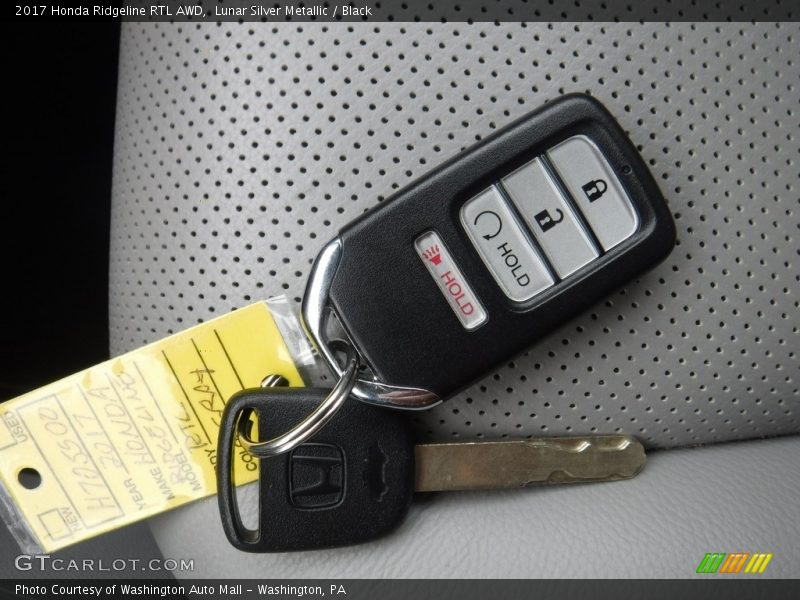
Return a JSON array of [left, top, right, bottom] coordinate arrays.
[[218, 388, 416, 552], [302, 93, 676, 409]]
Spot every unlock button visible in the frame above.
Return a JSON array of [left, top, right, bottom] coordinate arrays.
[[548, 135, 639, 251], [502, 158, 599, 278]]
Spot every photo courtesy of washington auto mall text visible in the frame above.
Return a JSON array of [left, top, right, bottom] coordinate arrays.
[[14, 583, 347, 598]]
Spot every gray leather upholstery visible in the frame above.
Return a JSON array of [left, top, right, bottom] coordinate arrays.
[[109, 22, 799, 577], [150, 435, 800, 578]]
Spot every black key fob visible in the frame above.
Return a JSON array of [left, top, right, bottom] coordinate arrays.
[[302, 93, 675, 409], [218, 389, 415, 552]]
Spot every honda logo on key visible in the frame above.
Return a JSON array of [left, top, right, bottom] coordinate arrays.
[[288, 443, 345, 510]]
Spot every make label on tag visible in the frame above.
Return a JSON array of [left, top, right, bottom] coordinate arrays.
[[0, 301, 305, 553]]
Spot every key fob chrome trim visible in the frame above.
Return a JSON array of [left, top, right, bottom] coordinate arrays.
[[302, 238, 442, 409]]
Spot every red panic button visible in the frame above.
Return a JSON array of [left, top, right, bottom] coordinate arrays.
[[415, 231, 487, 331]]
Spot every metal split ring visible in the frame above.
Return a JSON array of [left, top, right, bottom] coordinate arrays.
[[235, 345, 359, 458]]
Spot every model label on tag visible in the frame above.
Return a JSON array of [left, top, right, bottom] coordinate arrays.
[[0, 302, 304, 553]]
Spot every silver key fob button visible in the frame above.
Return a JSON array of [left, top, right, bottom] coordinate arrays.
[[502, 157, 599, 278], [460, 186, 554, 302], [548, 135, 640, 251]]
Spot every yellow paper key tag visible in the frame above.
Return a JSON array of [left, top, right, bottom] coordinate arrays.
[[0, 297, 318, 554]]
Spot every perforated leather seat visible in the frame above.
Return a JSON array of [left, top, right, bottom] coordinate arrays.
[[110, 22, 799, 577]]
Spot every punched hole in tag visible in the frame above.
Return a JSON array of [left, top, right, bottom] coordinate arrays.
[[17, 467, 42, 490]]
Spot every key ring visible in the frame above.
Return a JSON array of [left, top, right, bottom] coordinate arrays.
[[235, 343, 359, 457]]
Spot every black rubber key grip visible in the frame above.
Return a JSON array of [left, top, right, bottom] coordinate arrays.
[[218, 388, 416, 552]]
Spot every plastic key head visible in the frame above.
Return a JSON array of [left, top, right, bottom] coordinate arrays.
[[217, 387, 416, 552]]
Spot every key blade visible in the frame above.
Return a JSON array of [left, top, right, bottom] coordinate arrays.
[[414, 435, 645, 492]]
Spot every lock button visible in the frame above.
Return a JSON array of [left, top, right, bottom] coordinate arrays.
[[547, 135, 639, 251], [502, 158, 599, 278]]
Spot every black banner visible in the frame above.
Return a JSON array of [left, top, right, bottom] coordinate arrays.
[[2, 579, 800, 600], [10, 0, 800, 22]]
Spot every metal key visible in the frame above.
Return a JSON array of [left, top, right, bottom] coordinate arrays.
[[218, 389, 645, 552]]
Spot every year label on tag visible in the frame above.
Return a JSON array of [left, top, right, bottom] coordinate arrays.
[[0, 302, 304, 553]]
